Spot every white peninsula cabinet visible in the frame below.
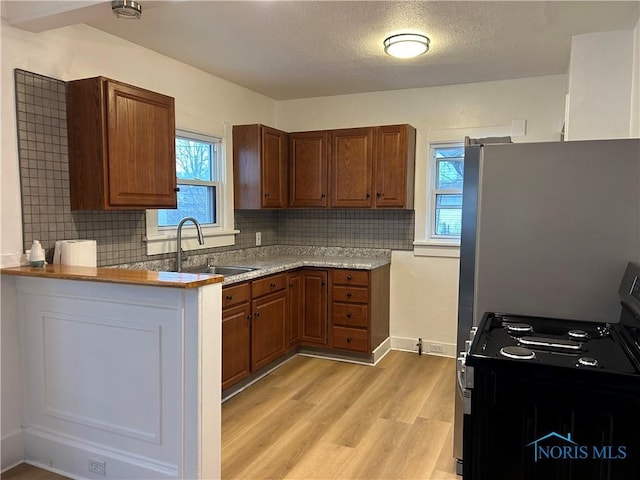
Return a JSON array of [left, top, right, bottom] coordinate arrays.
[[1, 266, 222, 480]]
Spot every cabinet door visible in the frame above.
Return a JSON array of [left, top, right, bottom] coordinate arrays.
[[222, 303, 251, 390], [251, 291, 287, 371], [106, 79, 177, 207], [375, 124, 415, 208], [261, 126, 288, 208], [289, 131, 329, 207], [330, 128, 375, 207], [301, 270, 328, 345], [287, 271, 303, 348]]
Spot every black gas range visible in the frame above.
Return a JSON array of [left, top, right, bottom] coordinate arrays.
[[460, 262, 640, 480]]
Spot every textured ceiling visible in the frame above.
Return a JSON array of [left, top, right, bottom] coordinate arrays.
[[4, 1, 640, 100]]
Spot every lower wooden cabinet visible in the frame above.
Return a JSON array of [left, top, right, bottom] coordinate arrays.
[[300, 270, 328, 346], [329, 265, 390, 354], [251, 290, 287, 371], [221, 266, 389, 391], [221, 302, 251, 390]]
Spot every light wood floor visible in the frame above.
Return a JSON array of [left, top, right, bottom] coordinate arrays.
[[4, 351, 457, 480], [222, 350, 457, 480], [1, 463, 69, 480]]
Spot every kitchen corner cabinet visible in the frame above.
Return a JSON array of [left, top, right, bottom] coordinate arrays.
[[330, 127, 375, 208], [330, 265, 390, 353], [233, 124, 288, 209], [67, 76, 177, 210], [375, 124, 416, 208], [289, 131, 329, 207]]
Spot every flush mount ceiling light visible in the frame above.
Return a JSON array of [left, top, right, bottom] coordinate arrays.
[[383, 33, 430, 59], [111, 0, 142, 19]]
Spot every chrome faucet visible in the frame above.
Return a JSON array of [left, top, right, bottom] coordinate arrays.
[[176, 217, 205, 272]]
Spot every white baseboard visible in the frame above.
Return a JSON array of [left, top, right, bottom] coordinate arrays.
[[1, 430, 24, 472], [391, 336, 456, 358], [23, 427, 177, 479]]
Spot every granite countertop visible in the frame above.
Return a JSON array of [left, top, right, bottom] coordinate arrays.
[[211, 252, 390, 286], [116, 246, 392, 286], [0, 264, 223, 289]]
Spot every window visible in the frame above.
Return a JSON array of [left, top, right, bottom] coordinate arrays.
[[144, 128, 238, 255], [158, 131, 220, 227], [429, 142, 464, 242]]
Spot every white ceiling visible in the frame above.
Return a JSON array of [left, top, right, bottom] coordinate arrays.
[[3, 1, 640, 100]]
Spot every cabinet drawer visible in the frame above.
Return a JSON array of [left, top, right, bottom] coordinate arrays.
[[332, 303, 368, 328], [332, 285, 369, 303], [251, 273, 288, 298], [333, 269, 368, 286], [222, 282, 250, 309], [332, 326, 368, 353]]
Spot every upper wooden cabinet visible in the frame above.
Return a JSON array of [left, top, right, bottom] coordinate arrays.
[[329, 127, 375, 208], [289, 131, 329, 207], [67, 76, 177, 210], [233, 124, 288, 209], [375, 125, 416, 209]]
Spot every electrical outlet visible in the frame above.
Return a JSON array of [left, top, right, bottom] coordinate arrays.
[[88, 458, 106, 476], [255, 232, 262, 246], [430, 343, 444, 354]]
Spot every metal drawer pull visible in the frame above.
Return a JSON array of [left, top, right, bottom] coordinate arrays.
[[270, 282, 276, 288], [226, 295, 233, 301], [254, 312, 260, 317], [346, 336, 352, 343], [346, 313, 352, 318], [347, 275, 352, 280], [346, 292, 352, 298]]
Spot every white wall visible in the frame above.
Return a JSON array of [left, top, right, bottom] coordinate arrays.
[[276, 75, 567, 355], [0, 21, 277, 471], [565, 29, 635, 140]]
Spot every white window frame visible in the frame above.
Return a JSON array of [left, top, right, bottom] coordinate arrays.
[[144, 127, 238, 256], [427, 141, 464, 246]]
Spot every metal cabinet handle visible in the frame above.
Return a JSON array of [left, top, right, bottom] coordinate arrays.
[[174, 187, 181, 192], [376, 192, 381, 197], [264, 192, 270, 198], [366, 193, 371, 198], [226, 295, 233, 301], [347, 275, 352, 280], [321, 193, 326, 198], [346, 292, 352, 298], [346, 313, 352, 318], [247, 314, 253, 320], [289, 283, 294, 287], [321, 281, 326, 286], [270, 282, 276, 288], [346, 336, 352, 343], [254, 312, 260, 317]]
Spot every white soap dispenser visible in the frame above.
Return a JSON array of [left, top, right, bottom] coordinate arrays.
[[28, 240, 45, 267]]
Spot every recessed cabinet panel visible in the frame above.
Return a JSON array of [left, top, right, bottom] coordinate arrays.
[[67, 76, 177, 210], [222, 303, 251, 390], [289, 131, 329, 207], [251, 291, 287, 371], [330, 128, 375, 208], [301, 270, 328, 345], [233, 124, 288, 209], [287, 272, 303, 347], [375, 125, 415, 208]]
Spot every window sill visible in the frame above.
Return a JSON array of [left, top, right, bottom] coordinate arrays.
[[143, 229, 239, 256], [413, 240, 460, 258]]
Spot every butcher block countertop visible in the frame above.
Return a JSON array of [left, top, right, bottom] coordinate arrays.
[[0, 264, 223, 288]]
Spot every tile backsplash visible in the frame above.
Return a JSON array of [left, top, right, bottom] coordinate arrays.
[[14, 69, 414, 267]]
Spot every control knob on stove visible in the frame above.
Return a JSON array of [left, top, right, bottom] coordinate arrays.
[[577, 357, 599, 367]]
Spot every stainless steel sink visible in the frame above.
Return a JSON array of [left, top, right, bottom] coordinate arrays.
[[180, 265, 257, 276]]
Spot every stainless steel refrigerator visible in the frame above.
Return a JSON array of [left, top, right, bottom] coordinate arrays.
[[453, 138, 640, 476]]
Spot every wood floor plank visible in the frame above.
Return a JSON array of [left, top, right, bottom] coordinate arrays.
[[219, 351, 457, 480], [2, 463, 70, 480]]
